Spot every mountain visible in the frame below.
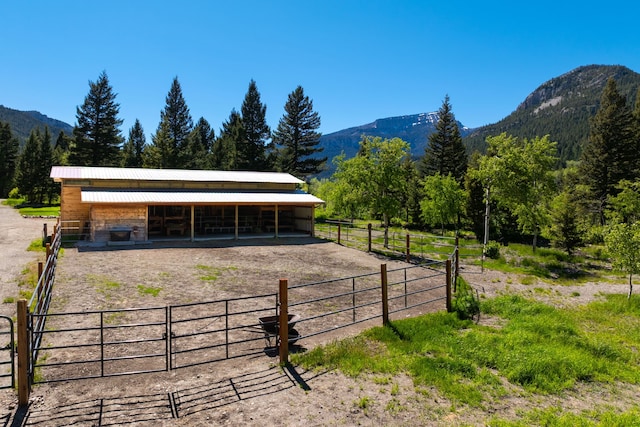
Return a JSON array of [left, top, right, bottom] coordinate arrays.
[[463, 65, 640, 163], [318, 113, 471, 175], [0, 105, 73, 144]]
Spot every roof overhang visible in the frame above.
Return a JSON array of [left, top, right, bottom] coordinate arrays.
[[80, 189, 324, 205]]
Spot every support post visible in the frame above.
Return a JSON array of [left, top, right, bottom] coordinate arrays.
[[381, 264, 389, 325], [406, 234, 410, 263], [454, 236, 460, 291], [337, 222, 341, 245], [278, 279, 289, 365], [17, 299, 30, 406], [446, 259, 452, 313], [367, 223, 372, 252]]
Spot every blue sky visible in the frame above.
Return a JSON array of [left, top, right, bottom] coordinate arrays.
[[1, 1, 639, 139]]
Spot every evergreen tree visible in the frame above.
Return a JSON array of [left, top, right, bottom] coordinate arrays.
[[15, 129, 41, 202], [121, 119, 146, 167], [53, 130, 72, 166], [240, 80, 271, 170], [0, 121, 19, 197], [37, 127, 54, 203], [579, 77, 636, 224], [213, 110, 244, 170], [149, 77, 193, 168], [273, 85, 326, 179], [419, 95, 467, 181], [69, 71, 124, 166], [144, 120, 172, 168], [187, 117, 214, 169]]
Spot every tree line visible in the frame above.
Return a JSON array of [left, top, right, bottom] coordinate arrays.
[[313, 80, 640, 261], [0, 71, 327, 202]]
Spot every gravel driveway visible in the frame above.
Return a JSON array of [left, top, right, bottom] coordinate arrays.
[[0, 202, 55, 318]]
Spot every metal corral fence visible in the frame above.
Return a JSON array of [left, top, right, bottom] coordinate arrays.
[[0, 315, 15, 389], [28, 293, 279, 383], [315, 220, 484, 271], [288, 259, 450, 342], [12, 221, 459, 406]]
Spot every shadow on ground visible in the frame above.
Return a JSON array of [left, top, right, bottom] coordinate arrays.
[[4, 365, 322, 426]]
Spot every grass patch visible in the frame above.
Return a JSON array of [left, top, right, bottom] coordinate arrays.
[[137, 284, 162, 297], [293, 294, 640, 413], [18, 205, 60, 217], [87, 274, 122, 299], [196, 264, 237, 282], [2, 296, 15, 304]]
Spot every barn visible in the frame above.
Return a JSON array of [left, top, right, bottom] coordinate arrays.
[[50, 166, 324, 244]]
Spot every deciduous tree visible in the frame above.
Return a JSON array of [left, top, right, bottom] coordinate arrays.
[[333, 136, 410, 247], [605, 221, 640, 298], [420, 173, 467, 235]]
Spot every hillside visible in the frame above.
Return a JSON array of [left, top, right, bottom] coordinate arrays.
[[0, 105, 73, 144], [463, 65, 640, 163], [318, 113, 471, 175]]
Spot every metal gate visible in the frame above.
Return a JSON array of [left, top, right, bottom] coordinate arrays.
[[0, 315, 15, 389]]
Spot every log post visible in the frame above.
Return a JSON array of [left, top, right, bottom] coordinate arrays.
[[367, 223, 372, 252], [17, 299, 30, 406], [278, 279, 289, 365], [381, 264, 389, 325], [337, 222, 341, 245]]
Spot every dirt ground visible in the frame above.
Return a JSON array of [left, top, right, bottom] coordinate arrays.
[[0, 207, 637, 426]]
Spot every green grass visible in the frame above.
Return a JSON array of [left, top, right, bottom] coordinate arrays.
[[18, 205, 60, 217], [293, 294, 640, 413], [137, 284, 162, 297], [196, 264, 237, 281]]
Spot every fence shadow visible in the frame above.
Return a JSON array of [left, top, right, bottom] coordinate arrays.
[[7, 365, 326, 425]]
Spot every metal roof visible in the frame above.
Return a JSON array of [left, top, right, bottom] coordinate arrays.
[[81, 189, 324, 205], [50, 166, 303, 185]]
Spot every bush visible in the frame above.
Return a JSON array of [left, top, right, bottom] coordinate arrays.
[[452, 277, 480, 320], [484, 241, 501, 259]]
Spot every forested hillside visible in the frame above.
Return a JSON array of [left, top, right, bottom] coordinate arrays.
[[463, 65, 640, 163], [0, 105, 72, 144]]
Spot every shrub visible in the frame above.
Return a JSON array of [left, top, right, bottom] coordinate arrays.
[[453, 277, 480, 320], [484, 241, 501, 259]]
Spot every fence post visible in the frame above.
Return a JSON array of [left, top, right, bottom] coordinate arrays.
[[337, 222, 341, 245], [367, 223, 372, 252], [381, 264, 389, 325], [454, 236, 460, 291], [278, 279, 289, 365], [17, 299, 30, 406], [406, 234, 410, 263], [446, 259, 452, 313]]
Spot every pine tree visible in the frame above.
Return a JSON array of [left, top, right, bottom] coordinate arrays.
[[121, 119, 146, 168], [187, 117, 214, 169], [419, 95, 467, 181], [240, 80, 271, 170], [213, 110, 244, 170], [16, 129, 41, 202], [36, 127, 53, 203], [579, 77, 636, 224], [149, 77, 193, 168], [0, 121, 19, 197], [273, 86, 326, 179], [69, 71, 124, 166]]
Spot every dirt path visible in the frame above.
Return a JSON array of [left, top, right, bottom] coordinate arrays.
[[0, 202, 56, 317]]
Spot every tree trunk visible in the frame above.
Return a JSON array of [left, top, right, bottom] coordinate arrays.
[[532, 232, 538, 253], [629, 274, 634, 299]]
